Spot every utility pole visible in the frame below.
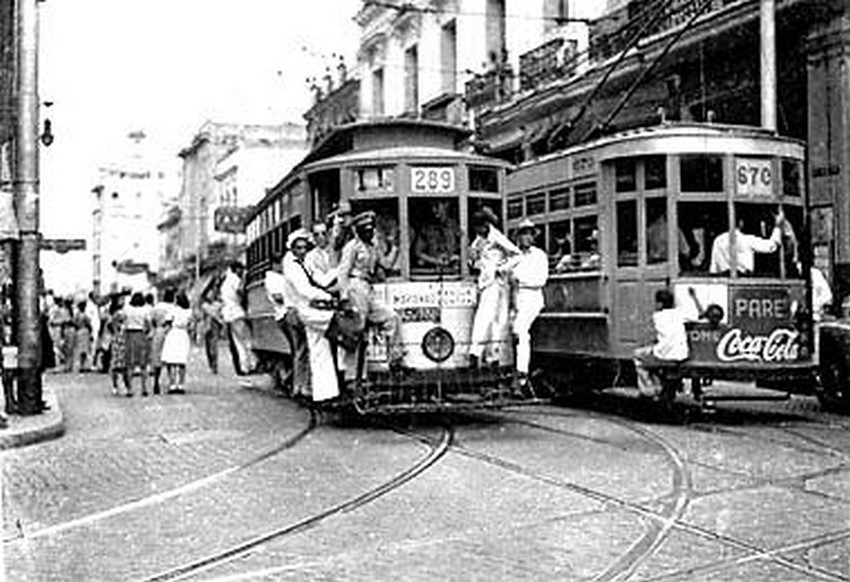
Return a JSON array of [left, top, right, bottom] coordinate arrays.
[[760, 0, 776, 132], [14, 0, 43, 415]]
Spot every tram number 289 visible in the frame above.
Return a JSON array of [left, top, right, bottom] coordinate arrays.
[[411, 166, 455, 194]]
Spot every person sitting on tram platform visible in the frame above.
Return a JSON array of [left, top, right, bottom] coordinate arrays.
[[468, 206, 520, 368], [500, 218, 549, 392], [709, 212, 783, 276], [282, 229, 340, 403], [337, 211, 406, 377], [633, 288, 689, 399], [411, 200, 460, 271], [265, 248, 309, 399]]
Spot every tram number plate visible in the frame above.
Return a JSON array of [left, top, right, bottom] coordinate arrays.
[[411, 167, 455, 194], [736, 158, 772, 198], [399, 307, 440, 323]]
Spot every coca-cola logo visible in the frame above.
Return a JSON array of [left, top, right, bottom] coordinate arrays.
[[716, 328, 800, 363]]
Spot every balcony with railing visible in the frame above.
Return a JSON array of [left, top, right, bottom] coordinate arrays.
[[465, 63, 514, 110], [519, 38, 579, 92]]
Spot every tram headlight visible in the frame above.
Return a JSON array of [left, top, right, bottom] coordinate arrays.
[[422, 327, 454, 363]]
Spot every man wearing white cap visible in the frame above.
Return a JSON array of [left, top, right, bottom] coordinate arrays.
[[282, 228, 339, 402], [337, 210, 404, 375], [468, 206, 520, 368], [501, 218, 549, 388]]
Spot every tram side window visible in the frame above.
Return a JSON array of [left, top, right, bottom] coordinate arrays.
[[549, 187, 569, 211], [782, 159, 802, 197], [645, 155, 667, 190], [549, 219, 572, 271], [507, 198, 523, 219], [678, 201, 726, 274], [680, 155, 723, 192], [469, 166, 499, 193], [350, 198, 401, 279], [646, 198, 668, 265], [617, 200, 638, 267], [409, 197, 460, 276], [574, 215, 600, 270], [615, 159, 637, 193], [526, 192, 546, 215]]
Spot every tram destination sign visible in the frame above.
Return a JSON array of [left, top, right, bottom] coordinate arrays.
[[735, 157, 772, 198]]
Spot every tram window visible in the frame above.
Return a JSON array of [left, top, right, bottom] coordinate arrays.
[[617, 200, 638, 267], [469, 166, 499, 193], [574, 182, 597, 207], [409, 197, 460, 276], [526, 192, 546, 215], [782, 159, 802, 197], [615, 159, 637, 193], [678, 201, 726, 274], [350, 198, 401, 279], [355, 166, 394, 192], [468, 198, 503, 229], [680, 155, 723, 192], [507, 198, 523, 219], [549, 187, 570, 212], [646, 198, 668, 265], [549, 219, 572, 271], [734, 203, 803, 279], [574, 215, 600, 270], [645, 156, 667, 190], [288, 215, 302, 233]]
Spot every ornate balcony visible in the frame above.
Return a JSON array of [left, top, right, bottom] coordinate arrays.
[[519, 38, 579, 92]]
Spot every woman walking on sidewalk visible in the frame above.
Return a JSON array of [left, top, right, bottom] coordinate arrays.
[[123, 292, 151, 396], [148, 288, 174, 394], [107, 297, 129, 396], [161, 291, 193, 394]]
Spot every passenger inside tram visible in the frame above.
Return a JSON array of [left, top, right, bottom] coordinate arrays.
[[678, 202, 727, 274], [350, 199, 400, 279], [553, 218, 600, 272], [708, 204, 798, 277], [410, 198, 461, 274]]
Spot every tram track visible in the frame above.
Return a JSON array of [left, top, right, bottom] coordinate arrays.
[[139, 423, 454, 582], [460, 406, 850, 582], [5, 409, 320, 544]]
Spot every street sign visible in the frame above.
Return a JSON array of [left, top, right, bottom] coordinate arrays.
[[40, 238, 86, 253]]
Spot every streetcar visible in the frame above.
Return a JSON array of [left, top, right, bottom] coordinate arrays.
[[244, 119, 528, 413], [504, 122, 821, 404]]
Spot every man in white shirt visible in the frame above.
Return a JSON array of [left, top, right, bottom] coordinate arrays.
[[811, 266, 833, 322], [502, 219, 548, 389], [265, 250, 307, 397], [468, 207, 520, 368], [282, 229, 339, 402], [221, 261, 257, 375], [710, 214, 782, 275], [304, 222, 337, 290], [633, 289, 689, 398]]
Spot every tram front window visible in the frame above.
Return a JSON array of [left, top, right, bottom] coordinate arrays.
[[735, 203, 802, 278], [678, 202, 727, 274], [409, 197, 461, 276], [646, 198, 668, 265], [350, 198, 401, 279]]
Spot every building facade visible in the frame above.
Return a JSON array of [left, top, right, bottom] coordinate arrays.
[[158, 121, 307, 286], [90, 132, 176, 295]]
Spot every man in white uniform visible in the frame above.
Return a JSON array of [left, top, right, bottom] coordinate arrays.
[[221, 261, 257, 375], [304, 222, 337, 289], [282, 229, 339, 402], [710, 214, 783, 275], [502, 219, 549, 388], [468, 207, 519, 367], [265, 249, 309, 398]]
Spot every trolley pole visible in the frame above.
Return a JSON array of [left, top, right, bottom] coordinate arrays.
[[760, 0, 776, 132], [14, 0, 43, 415]]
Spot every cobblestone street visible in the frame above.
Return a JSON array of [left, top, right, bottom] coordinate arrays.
[[3, 345, 850, 581]]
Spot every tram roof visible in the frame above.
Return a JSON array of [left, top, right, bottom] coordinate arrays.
[[302, 145, 511, 173], [517, 122, 806, 169]]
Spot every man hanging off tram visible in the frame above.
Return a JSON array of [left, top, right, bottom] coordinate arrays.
[[501, 218, 549, 391], [468, 206, 520, 368], [337, 210, 405, 376]]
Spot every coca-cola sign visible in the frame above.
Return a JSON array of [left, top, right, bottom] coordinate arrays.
[[716, 328, 800, 363]]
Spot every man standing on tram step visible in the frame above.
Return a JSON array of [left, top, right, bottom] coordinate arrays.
[[305, 222, 338, 289], [633, 289, 689, 398], [337, 210, 405, 377], [220, 261, 257, 375], [265, 247, 310, 399], [501, 218, 549, 391], [468, 206, 520, 368], [282, 228, 340, 402]]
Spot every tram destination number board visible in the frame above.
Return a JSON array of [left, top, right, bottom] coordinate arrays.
[[736, 158, 772, 198], [411, 166, 455, 194]]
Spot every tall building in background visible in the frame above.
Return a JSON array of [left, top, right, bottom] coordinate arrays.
[[158, 121, 307, 287], [91, 131, 177, 295]]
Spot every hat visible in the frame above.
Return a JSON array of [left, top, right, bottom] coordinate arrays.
[[517, 218, 539, 236], [351, 210, 376, 228], [311, 222, 328, 234], [287, 228, 311, 249], [337, 200, 352, 214], [473, 206, 499, 226]]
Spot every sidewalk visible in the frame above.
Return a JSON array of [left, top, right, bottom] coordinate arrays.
[[0, 376, 64, 450]]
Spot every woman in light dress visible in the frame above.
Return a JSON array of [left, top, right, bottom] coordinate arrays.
[[161, 291, 193, 394], [148, 288, 175, 394]]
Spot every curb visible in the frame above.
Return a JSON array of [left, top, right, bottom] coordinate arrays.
[[0, 385, 65, 450]]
